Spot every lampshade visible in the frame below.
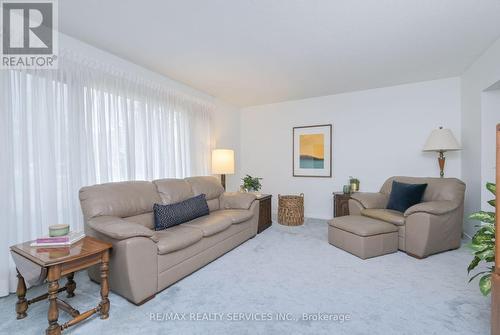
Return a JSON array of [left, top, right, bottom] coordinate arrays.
[[211, 149, 235, 174], [423, 127, 461, 152]]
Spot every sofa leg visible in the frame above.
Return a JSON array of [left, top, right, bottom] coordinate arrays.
[[406, 252, 426, 259]]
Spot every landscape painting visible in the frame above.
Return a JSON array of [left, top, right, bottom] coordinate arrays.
[[293, 124, 332, 177], [299, 134, 325, 169]]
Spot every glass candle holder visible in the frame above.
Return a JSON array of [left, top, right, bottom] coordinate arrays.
[[343, 185, 352, 194]]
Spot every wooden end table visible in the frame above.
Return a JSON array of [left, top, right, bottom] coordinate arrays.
[[10, 236, 112, 335], [256, 194, 272, 233], [333, 192, 351, 217]]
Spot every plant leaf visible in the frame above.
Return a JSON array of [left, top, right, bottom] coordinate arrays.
[[488, 199, 496, 208], [467, 256, 481, 273], [469, 211, 496, 224], [486, 183, 496, 196], [472, 230, 495, 245], [469, 271, 489, 283], [479, 274, 492, 296], [477, 248, 495, 260], [470, 243, 488, 252], [469, 230, 493, 251]]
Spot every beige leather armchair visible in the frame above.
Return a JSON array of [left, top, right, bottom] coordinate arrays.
[[348, 176, 466, 258]]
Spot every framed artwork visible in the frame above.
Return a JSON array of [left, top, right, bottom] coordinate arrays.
[[293, 124, 332, 177]]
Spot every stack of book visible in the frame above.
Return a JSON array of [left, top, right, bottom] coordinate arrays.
[[31, 231, 85, 247]]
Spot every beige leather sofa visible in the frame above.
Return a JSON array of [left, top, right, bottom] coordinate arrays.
[[79, 176, 259, 305], [347, 176, 466, 258]]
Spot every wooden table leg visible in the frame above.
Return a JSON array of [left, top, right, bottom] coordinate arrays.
[[56, 298, 80, 317], [99, 250, 110, 319], [46, 265, 61, 335], [66, 273, 76, 298], [16, 269, 28, 319]]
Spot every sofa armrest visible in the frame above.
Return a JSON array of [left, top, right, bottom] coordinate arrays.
[[404, 201, 458, 217], [350, 192, 389, 209], [220, 192, 257, 210], [85, 233, 158, 304], [87, 216, 155, 240]]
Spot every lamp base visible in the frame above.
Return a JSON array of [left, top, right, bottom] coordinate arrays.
[[438, 151, 445, 178], [221, 174, 226, 190]]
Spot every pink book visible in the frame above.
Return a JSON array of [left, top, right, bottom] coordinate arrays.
[[36, 236, 70, 244], [31, 232, 85, 247]]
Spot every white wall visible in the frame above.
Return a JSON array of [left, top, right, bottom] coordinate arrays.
[[240, 78, 461, 219], [461, 36, 500, 236], [481, 88, 500, 210], [212, 99, 242, 191]]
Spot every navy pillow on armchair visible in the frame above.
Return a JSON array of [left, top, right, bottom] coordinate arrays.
[[386, 181, 428, 213], [154, 194, 210, 231]]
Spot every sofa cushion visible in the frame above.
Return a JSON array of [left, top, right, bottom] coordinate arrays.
[[212, 209, 254, 224], [153, 179, 194, 204], [361, 209, 405, 226], [154, 225, 204, 255], [79, 181, 161, 219], [154, 194, 209, 231], [185, 176, 224, 200], [157, 220, 254, 273], [328, 215, 398, 237], [184, 214, 233, 237], [220, 192, 257, 210], [386, 181, 427, 213]]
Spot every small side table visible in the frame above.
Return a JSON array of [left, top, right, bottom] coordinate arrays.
[[10, 236, 112, 335], [333, 192, 351, 217], [256, 194, 272, 233]]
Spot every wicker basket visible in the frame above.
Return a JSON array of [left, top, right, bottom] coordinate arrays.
[[278, 193, 304, 226]]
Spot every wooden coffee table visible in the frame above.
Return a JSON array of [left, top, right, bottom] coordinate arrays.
[[10, 236, 112, 335]]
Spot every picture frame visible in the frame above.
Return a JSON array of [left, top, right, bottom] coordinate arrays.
[[293, 124, 332, 177]]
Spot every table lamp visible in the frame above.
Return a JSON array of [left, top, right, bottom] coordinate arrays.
[[212, 149, 234, 190], [423, 127, 461, 177]]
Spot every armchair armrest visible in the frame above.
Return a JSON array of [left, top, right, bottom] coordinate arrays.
[[87, 216, 155, 240], [350, 192, 389, 209], [220, 192, 257, 210], [404, 200, 459, 217]]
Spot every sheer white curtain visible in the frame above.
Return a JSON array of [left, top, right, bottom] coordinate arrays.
[[0, 54, 213, 296]]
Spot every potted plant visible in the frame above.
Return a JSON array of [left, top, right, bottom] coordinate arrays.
[[467, 182, 496, 296], [241, 175, 263, 193], [349, 176, 360, 192]]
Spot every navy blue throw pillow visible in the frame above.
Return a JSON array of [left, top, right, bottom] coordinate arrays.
[[386, 181, 428, 213], [154, 194, 209, 231]]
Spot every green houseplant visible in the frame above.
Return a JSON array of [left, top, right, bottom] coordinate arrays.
[[349, 176, 360, 192], [241, 175, 263, 192], [467, 182, 496, 296]]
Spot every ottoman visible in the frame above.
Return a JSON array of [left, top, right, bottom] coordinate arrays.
[[328, 216, 398, 259]]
